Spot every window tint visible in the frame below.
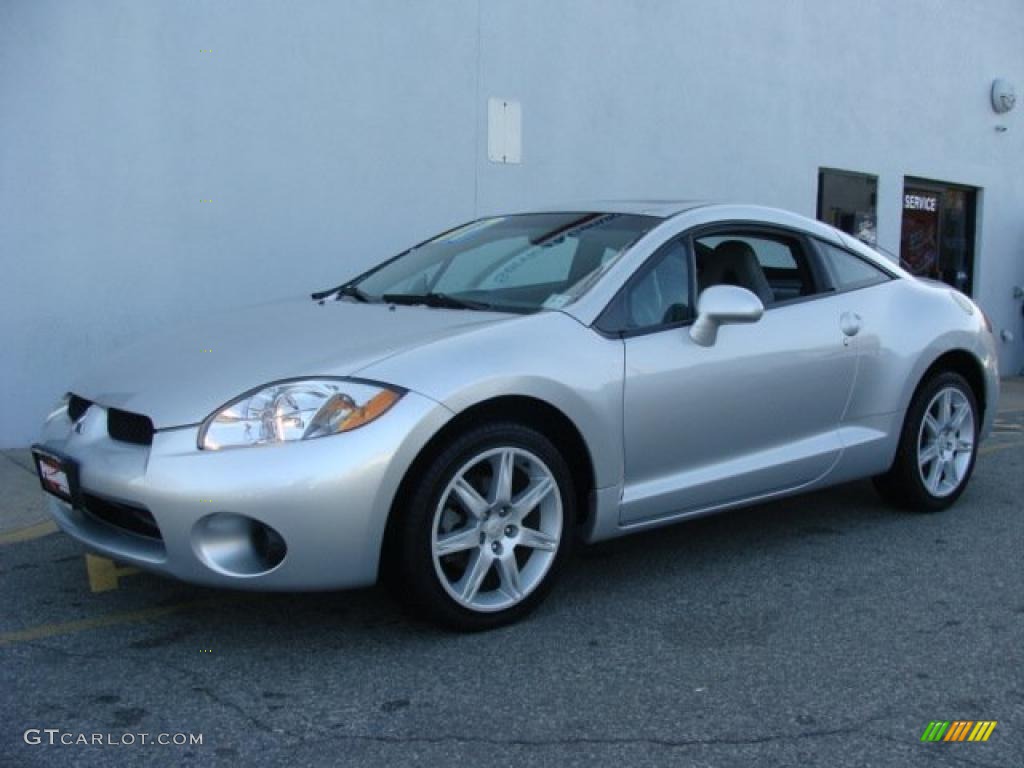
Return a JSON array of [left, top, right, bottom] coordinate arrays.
[[696, 233, 820, 305], [597, 240, 691, 333], [819, 241, 890, 290]]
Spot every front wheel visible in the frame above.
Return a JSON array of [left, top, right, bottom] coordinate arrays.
[[392, 423, 575, 631], [873, 372, 979, 512]]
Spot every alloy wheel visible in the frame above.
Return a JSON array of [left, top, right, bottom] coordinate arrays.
[[916, 386, 975, 498], [430, 446, 563, 613]]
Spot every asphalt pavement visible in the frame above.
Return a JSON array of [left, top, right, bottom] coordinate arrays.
[[1, 384, 1022, 767]]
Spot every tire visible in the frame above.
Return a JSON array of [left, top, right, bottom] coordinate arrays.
[[873, 372, 979, 512], [391, 422, 576, 631]]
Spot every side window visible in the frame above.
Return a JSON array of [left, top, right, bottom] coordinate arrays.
[[696, 233, 822, 306], [597, 240, 692, 333], [818, 241, 891, 291]]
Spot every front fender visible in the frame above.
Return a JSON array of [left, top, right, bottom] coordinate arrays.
[[356, 311, 626, 489]]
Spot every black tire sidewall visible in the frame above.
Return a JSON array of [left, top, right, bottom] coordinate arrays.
[[395, 422, 576, 631]]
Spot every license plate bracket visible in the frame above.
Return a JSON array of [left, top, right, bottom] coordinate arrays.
[[30, 445, 81, 506]]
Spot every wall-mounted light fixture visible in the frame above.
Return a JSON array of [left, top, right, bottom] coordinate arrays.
[[991, 79, 1016, 114]]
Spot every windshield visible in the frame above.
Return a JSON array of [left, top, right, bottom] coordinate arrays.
[[349, 213, 659, 312]]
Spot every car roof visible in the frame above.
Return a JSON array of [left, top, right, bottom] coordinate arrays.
[[511, 199, 709, 218], [491, 201, 908, 278]]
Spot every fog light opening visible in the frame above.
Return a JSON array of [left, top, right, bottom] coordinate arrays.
[[250, 521, 286, 569], [192, 513, 287, 577]]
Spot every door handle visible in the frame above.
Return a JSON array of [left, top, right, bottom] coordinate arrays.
[[840, 312, 862, 337]]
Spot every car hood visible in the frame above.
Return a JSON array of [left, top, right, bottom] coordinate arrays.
[[70, 296, 511, 428]]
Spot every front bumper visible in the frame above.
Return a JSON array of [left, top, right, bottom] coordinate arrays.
[[38, 392, 452, 590]]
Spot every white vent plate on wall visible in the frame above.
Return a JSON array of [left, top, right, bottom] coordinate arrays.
[[487, 98, 521, 164]]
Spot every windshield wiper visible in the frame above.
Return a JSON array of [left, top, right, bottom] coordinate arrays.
[[381, 292, 493, 311], [337, 284, 370, 302], [311, 283, 369, 303]]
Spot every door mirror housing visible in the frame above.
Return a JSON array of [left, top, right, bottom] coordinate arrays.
[[689, 285, 764, 347]]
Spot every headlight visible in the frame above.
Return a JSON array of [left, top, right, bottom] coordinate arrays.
[[198, 378, 404, 450]]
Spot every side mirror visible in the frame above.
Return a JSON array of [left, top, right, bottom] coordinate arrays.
[[689, 285, 764, 347]]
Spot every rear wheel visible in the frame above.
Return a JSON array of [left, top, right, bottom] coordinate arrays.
[[873, 372, 979, 512], [393, 422, 575, 630]]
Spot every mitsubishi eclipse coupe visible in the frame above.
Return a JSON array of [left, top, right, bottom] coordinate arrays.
[[34, 202, 999, 630]]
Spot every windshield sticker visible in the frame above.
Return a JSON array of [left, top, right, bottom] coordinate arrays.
[[542, 294, 572, 309]]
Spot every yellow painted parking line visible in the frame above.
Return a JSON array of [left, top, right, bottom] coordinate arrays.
[[85, 555, 141, 593], [0, 603, 190, 647], [0, 520, 58, 546], [0, 596, 246, 647]]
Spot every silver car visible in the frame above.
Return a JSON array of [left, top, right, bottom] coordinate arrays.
[[34, 202, 999, 629]]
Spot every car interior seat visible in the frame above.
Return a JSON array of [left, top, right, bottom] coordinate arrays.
[[701, 240, 774, 305]]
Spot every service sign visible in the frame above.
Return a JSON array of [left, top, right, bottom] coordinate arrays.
[[904, 193, 938, 212]]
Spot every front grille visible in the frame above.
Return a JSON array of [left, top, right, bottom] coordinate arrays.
[[68, 394, 91, 421], [80, 493, 162, 540], [107, 408, 154, 446]]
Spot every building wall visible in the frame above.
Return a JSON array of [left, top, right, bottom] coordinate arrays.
[[1, 0, 1022, 447]]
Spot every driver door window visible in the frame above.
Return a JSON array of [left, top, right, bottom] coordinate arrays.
[[696, 233, 823, 306]]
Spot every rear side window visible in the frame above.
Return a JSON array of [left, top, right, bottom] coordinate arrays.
[[818, 241, 891, 291]]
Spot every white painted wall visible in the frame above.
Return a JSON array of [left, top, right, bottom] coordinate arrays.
[[2, 0, 1022, 447]]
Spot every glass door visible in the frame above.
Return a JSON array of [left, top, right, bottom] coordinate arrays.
[[900, 179, 977, 295]]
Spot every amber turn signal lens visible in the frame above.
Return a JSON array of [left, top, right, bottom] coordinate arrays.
[[339, 389, 402, 432]]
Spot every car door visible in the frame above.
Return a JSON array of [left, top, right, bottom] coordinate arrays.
[[810, 236, 903, 475], [605, 225, 859, 526]]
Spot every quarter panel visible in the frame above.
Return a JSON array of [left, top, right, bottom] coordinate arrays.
[[843, 278, 992, 422], [831, 276, 999, 478]]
